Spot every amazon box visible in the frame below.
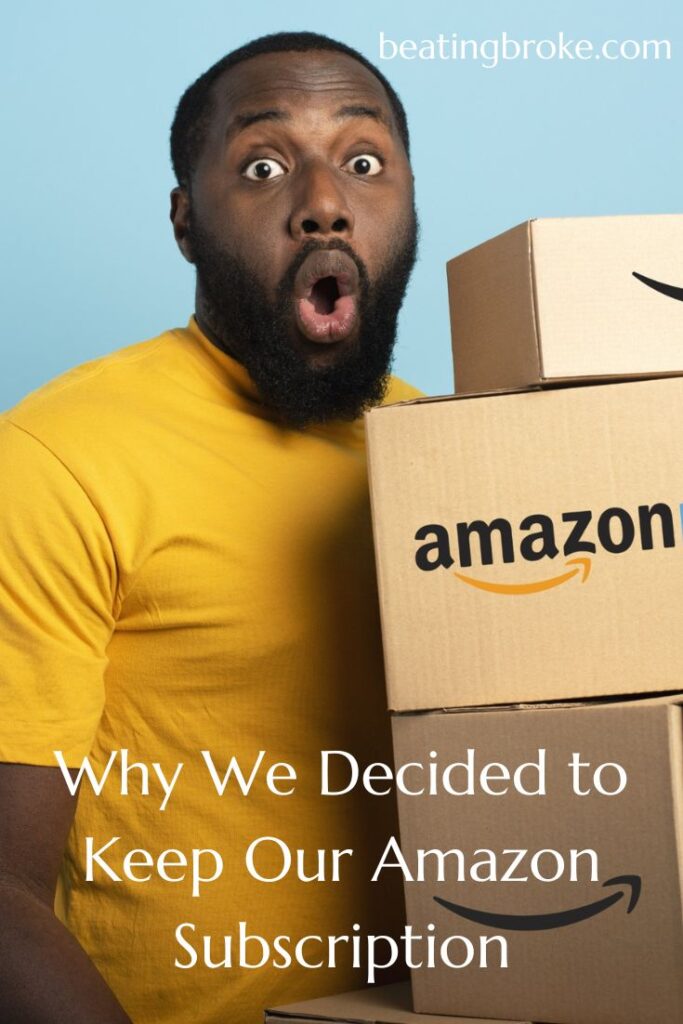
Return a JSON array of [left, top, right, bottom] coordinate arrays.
[[265, 981, 531, 1023], [447, 214, 683, 394], [390, 695, 683, 1024], [366, 375, 683, 711]]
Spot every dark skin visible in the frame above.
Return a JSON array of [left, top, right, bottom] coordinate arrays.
[[0, 51, 414, 1023], [170, 50, 414, 367], [0, 766, 132, 1022]]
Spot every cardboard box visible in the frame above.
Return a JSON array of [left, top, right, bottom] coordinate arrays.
[[390, 695, 683, 1024], [447, 215, 683, 394], [265, 981, 531, 1023], [366, 376, 683, 711]]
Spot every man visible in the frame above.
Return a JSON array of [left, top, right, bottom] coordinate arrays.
[[0, 31, 420, 1024]]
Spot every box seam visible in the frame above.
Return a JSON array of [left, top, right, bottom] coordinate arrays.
[[364, 414, 400, 713], [667, 706, 683, 938], [527, 220, 545, 383]]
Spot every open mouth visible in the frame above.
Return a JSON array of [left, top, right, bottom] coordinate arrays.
[[311, 276, 341, 315], [293, 250, 360, 344]]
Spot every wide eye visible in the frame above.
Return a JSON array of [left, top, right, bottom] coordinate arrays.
[[343, 154, 383, 177], [242, 158, 286, 181]]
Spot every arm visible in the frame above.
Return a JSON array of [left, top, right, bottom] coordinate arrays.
[[0, 763, 132, 1024], [0, 422, 132, 1018]]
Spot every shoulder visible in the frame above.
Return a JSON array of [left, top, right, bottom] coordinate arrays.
[[382, 375, 425, 406], [1, 327, 196, 494], [6, 330, 181, 429]]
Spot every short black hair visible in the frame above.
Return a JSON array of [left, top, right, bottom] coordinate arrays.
[[170, 31, 410, 188]]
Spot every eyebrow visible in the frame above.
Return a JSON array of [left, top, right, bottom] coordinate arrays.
[[333, 104, 390, 128], [227, 109, 291, 137]]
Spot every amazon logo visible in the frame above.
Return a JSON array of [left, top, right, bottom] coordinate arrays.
[[633, 271, 683, 302], [414, 501, 681, 595], [434, 873, 641, 931]]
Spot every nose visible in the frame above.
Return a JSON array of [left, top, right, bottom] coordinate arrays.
[[288, 160, 355, 242]]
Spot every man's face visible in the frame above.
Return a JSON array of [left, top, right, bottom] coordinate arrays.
[[171, 49, 417, 427]]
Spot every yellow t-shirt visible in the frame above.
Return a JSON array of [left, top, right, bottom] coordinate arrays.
[[0, 318, 422, 1024]]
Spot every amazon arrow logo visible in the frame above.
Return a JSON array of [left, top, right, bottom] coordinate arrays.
[[633, 271, 683, 302], [433, 874, 641, 932], [454, 556, 591, 596]]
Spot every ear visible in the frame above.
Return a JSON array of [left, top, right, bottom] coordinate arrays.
[[170, 187, 194, 263]]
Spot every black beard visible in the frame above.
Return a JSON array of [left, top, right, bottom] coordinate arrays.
[[188, 214, 418, 429]]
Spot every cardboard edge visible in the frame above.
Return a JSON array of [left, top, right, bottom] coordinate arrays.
[[527, 220, 544, 381], [364, 372, 683, 417], [266, 1015, 350, 1023], [445, 218, 530, 265], [364, 411, 401, 712], [390, 692, 683, 717], [364, 386, 539, 416], [266, 1014, 533, 1024], [538, 369, 683, 387], [666, 705, 683, 924]]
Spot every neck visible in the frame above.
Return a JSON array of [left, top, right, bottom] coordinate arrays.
[[194, 290, 243, 365]]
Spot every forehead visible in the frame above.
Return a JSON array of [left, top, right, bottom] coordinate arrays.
[[210, 49, 396, 128]]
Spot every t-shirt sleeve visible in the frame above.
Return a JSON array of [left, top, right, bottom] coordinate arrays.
[[385, 376, 426, 404], [0, 419, 117, 767]]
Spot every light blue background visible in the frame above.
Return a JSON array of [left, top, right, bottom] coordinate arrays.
[[3, 0, 682, 407]]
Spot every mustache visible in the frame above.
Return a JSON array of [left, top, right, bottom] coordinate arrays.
[[186, 206, 419, 427], [277, 238, 370, 300]]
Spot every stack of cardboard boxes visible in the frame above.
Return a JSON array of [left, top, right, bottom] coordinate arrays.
[[266, 214, 683, 1024], [367, 214, 683, 1024]]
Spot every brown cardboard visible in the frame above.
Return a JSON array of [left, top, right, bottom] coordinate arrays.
[[366, 375, 683, 711], [447, 215, 683, 393], [265, 981, 531, 1022], [390, 696, 683, 1024]]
